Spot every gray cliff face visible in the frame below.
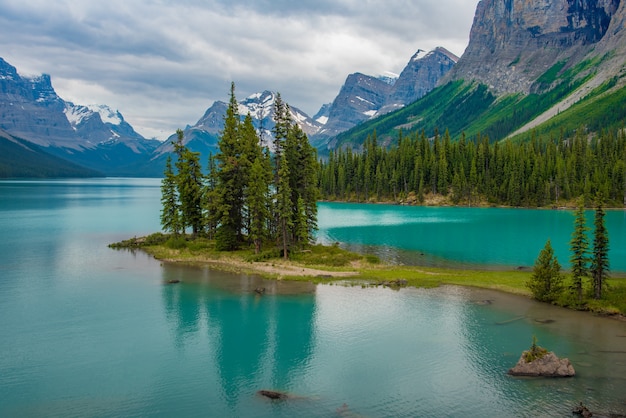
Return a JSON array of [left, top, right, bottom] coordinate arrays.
[[317, 73, 392, 140], [0, 58, 75, 147], [381, 47, 458, 114], [444, 0, 622, 93]]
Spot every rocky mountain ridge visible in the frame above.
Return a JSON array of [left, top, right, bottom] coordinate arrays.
[[315, 47, 457, 145], [153, 90, 324, 158], [0, 57, 160, 174], [5, 0, 626, 176]]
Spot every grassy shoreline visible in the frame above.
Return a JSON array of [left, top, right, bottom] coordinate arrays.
[[110, 233, 626, 316]]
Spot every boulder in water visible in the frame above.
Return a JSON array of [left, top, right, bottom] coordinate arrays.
[[508, 351, 575, 377]]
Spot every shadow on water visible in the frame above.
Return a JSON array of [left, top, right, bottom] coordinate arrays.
[[159, 263, 324, 417]]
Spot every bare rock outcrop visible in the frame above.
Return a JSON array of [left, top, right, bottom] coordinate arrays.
[[444, 0, 623, 94]]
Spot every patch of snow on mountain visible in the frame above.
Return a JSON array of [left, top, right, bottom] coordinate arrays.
[[356, 96, 375, 106], [64, 104, 92, 128], [292, 110, 308, 123], [87, 104, 122, 125], [378, 72, 398, 86], [411, 49, 427, 62], [316, 116, 329, 125], [363, 110, 378, 117], [64, 103, 123, 127]]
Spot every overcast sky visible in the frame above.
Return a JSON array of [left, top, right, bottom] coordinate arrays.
[[0, 0, 479, 140]]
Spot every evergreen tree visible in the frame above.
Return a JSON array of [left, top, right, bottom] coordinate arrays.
[[271, 93, 320, 254], [239, 113, 264, 236], [276, 156, 293, 259], [527, 239, 564, 303], [246, 153, 272, 254], [294, 196, 309, 248], [284, 124, 319, 246], [174, 129, 204, 236], [203, 153, 220, 239], [569, 199, 590, 304], [591, 193, 610, 299], [215, 83, 244, 250], [160, 155, 181, 235]]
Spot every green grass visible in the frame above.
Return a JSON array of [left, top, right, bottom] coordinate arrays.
[[110, 233, 626, 315], [290, 243, 364, 267], [356, 265, 532, 294]]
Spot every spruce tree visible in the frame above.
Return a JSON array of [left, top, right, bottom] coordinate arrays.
[[215, 83, 243, 250], [203, 153, 220, 239], [173, 129, 204, 236], [591, 193, 610, 299], [246, 154, 271, 254], [569, 199, 589, 304], [160, 155, 181, 235], [276, 157, 293, 259], [527, 239, 564, 303]]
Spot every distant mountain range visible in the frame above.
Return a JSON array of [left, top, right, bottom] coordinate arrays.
[[0, 45, 455, 177], [2, 0, 626, 177], [0, 57, 160, 176]]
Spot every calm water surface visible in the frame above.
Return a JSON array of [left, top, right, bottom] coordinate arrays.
[[317, 202, 626, 271], [0, 178, 625, 417]]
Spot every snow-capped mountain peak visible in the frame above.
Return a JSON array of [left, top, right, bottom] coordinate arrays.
[[64, 103, 123, 128], [238, 90, 275, 120]]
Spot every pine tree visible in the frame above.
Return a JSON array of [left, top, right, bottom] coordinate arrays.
[[160, 155, 181, 235], [527, 239, 564, 303], [591, 193, 610, 299], [569, 199, 590, 304]]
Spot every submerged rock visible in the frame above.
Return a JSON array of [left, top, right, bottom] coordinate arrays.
[[508, 351, 575, 377], [257, 390, 289, 400], [572, 402, 593, 417]]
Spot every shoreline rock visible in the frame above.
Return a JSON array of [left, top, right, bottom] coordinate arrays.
[[508, 351, 575, 377]]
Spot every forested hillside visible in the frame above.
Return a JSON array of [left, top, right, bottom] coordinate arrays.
[[319, 129, 626, 208]]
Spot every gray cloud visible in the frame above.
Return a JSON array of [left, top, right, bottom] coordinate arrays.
[[0, 0, 479, 140]]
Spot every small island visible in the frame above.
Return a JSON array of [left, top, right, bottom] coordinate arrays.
[[112, 84, 625, 317], [508, 337, 575, 378]]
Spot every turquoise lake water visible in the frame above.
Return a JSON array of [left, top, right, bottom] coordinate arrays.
[[317, 202, 626, 272], [0, 178, 625, 417]]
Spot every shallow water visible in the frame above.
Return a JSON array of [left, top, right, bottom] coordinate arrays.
[[0, 179, 625, 417], [317, 202, 626, 272]]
